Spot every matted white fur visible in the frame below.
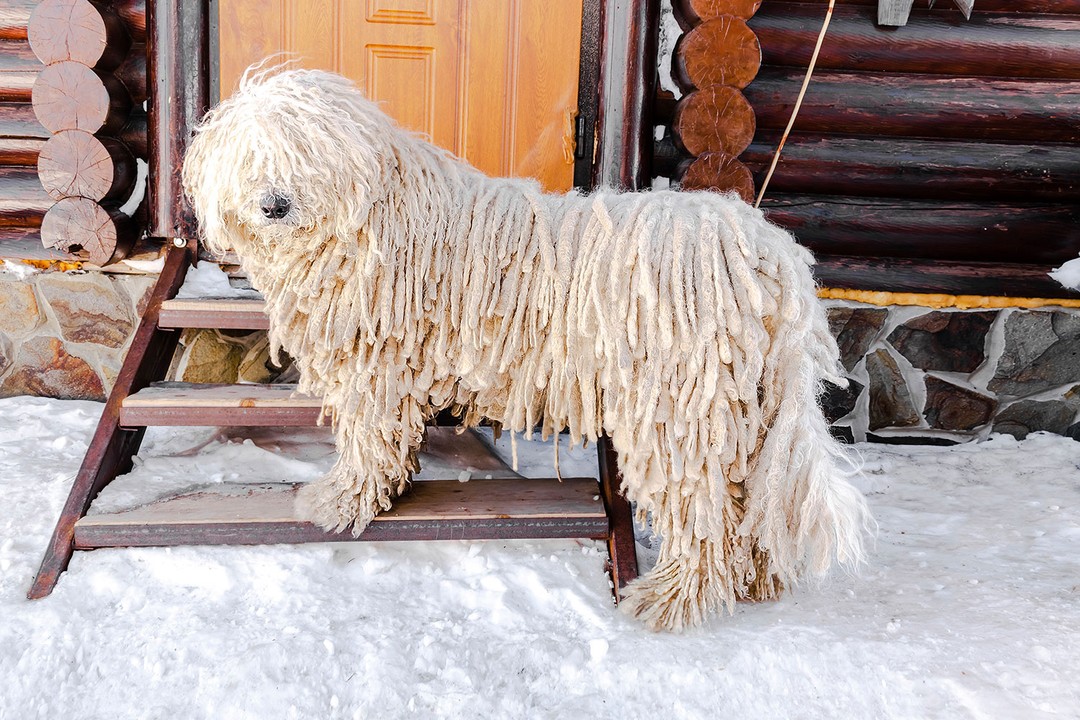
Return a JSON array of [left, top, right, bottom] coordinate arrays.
[[182, 65, 871, 631]]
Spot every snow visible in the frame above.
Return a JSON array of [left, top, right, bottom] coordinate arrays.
[[118, 159, 149, 217], [1, 260, 39, 279], [3, 395, 1080, 718], [1049, 256, 1080, 292], [657, 0, 683, 99], [175, 261, 261, 299]]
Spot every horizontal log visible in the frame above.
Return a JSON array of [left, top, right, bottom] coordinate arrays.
[[0, 40, 47, 103], [745, 68, 1080, 143], [0, 136, 43, 164], [0, 166, 53, 228], [679, 151, 755, 202], [673, 0, 762, 29], [789, 0, 1080, 12], [0, 0, 145, 42], [652, 134, 688, 178], [0, 104, 146, 158], [0, 0, 35, 40], [0, 102, 47, 138], [0, 38, 43, 71], [761, 194, 1080, 264], [112, 0, 145, 39], [29, 0, 131, 69], [673, 85, 756, 156], [40, 195, 136, 264], [116, 46, 147, 103], [673, 15, 761, 91], [813, 255, 1080, 299], [32, 61, 131, 134], [742, 134, 1080, 201], [38, 129, 136, 201], [750, 4, 1080, 80]]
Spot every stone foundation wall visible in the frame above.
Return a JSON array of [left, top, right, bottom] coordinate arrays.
[[0, 268, 155, 401], [822, 302, 1080, 443], [3, 267, 1078, 444]]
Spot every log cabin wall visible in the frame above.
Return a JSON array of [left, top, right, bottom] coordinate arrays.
[[0, 0, 156, 402], [662, 0, 1080, 299], [656, 0, 1080, 442], [0, 0, 148, 263]]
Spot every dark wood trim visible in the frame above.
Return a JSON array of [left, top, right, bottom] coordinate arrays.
[[147, 0, 209, 241], [751, 3, 1080, 81], [28, 244, 191, 599], [746, 68, 1080, 143], [742, 134, 1080, 202], [813, 254, 1080, 299], [762, 194, 1080, 265], [592, 0, 661, 190]]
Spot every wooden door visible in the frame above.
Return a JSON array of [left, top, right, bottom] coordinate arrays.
[[219, 0, 584, 192]]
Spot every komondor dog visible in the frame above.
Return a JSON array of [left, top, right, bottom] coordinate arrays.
[[182, 66, 871, 631]]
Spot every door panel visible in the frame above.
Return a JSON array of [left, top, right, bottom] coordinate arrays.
[[218, 0, 584, 191]]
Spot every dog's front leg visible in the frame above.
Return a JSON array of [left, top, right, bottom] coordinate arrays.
[[296, 394, 425, 536]]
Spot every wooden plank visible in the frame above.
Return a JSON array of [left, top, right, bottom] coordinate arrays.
[[120, 382, 325, 427], [751, 3, 1080, 80], [762, 194, 1080, 264], [158, 297, 268, 329], [74, 479, 610, 547], [813, 255, 1080, 299], [745, 68, 1080, 143], [741, 134, 1080, 201], [28, 244, 190, 599]]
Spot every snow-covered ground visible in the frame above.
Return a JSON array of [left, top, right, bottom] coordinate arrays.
[[1, 395, 1078, 719]]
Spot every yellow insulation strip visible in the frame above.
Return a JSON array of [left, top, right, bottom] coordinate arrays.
[[817, 287, 1080, 310]]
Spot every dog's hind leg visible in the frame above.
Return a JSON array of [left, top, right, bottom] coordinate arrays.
[[608, 431, 776, 631]]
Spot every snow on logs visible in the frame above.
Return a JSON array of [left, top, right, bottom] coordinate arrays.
[[26, 0, 146, 265], [669, 0, 760, 202]]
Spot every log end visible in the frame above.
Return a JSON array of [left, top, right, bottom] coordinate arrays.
[[38, 129, 136, 201], [40, 196, 136, 265], [673, 84, 757, 157], [679, 151, 756, 204], [675, 15, 762, 91], [32, 61, 130, 134]]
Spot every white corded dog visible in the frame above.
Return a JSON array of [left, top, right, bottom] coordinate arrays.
[[182, 65, 871, 631]]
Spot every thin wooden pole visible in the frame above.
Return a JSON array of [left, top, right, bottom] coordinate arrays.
[[754, 0, 835, 208]]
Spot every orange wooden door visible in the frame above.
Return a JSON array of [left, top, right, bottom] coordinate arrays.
[[218, 0, 584, 192]]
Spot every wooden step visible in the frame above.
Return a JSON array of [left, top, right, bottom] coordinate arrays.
[[75, 479, 609, 548], [159, 298, 268, 330], [121, 382, 324, 426]]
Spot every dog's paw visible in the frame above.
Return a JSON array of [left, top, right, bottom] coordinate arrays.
[[295, 477, 379, 536]]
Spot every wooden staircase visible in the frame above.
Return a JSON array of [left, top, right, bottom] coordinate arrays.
[[28, 245, 639, 599]]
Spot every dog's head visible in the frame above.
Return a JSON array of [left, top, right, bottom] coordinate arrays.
[[182, 64, 398, 259]]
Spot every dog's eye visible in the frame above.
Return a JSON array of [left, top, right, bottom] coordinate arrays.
[[260, 194, 291, 219]]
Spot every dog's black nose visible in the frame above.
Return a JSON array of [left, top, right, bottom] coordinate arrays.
[[260, 194, 291, 219]]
